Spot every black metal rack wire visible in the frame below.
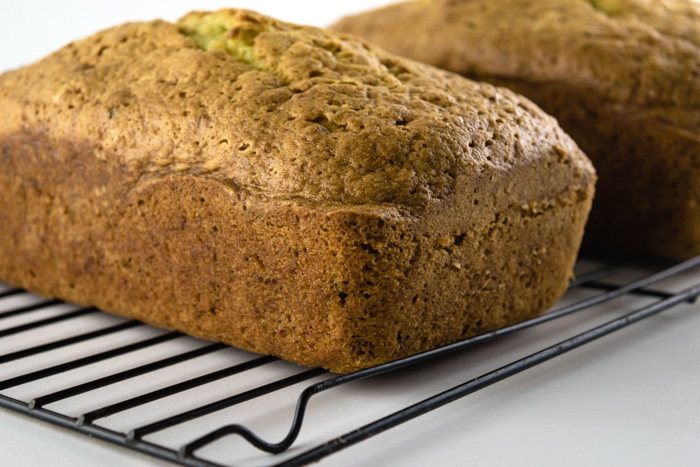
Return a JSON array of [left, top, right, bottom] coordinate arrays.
[[1, 254, 700, 467]]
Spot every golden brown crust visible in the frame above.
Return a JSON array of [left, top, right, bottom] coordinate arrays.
[[332, 0, 700, 259], [0, 9, 595, 372]]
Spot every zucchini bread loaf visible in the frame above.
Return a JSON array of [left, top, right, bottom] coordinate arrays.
[[333, 0, 700, 259], [0, 9, 595, 373]]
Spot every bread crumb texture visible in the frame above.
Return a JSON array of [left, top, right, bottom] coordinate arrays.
[[332, 0, 700, 259], [0, 9, 595, 372]]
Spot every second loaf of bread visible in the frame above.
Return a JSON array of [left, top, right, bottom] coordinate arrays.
[[0, 9, 595, 372], [332, 0, 700, 259]]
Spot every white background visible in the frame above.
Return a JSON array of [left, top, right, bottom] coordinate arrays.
[[1, 1, 699, 467]]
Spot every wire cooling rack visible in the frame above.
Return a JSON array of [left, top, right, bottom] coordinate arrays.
[[1, 254, 700, 467]]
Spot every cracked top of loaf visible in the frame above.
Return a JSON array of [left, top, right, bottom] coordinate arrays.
[[0, 9, 593, 211], [332, 0, 700, 130]]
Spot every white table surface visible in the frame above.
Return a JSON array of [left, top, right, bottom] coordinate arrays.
[[1, 2, 699, 467]]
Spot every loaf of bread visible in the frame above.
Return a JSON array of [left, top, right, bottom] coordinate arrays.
[[333, 0, 700, 259], [0, 9, 595, 372]]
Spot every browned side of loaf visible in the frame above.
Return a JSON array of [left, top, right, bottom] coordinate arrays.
[[332, 0, 700, 259], [0, 10, 595, 372]]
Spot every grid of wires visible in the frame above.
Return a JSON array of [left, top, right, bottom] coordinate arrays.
[[1, 255, 700, 466]]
